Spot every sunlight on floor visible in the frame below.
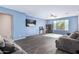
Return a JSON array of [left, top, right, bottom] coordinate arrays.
[[43, 33, 63, 38]]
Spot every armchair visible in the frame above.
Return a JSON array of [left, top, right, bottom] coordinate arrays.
[[55, 32, 79, 54]]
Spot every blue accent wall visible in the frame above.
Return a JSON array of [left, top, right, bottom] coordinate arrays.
[[46, 16, 78, 34], [0, 7, 46, 40], [0, 7, 78, 40], [25, 16, 46, 36]]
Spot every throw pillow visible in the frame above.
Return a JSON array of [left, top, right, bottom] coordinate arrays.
[[70, 32, 79, 39]]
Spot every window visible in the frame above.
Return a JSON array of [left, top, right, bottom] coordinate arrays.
[[53, 20, 69, 31]]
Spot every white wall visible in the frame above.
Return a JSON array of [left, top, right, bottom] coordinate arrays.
[[78, 16, 79, 31]]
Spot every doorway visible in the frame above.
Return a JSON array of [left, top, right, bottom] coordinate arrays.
[[46, 24, 53, 33], [0, 13, 13, 41]]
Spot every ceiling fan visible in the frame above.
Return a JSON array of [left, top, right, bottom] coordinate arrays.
[[50, 13, 57, 18]]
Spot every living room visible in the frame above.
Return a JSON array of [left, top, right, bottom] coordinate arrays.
[[0, 5, 79, 54]]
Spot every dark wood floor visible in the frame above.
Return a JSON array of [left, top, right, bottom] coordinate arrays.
[[15, 34, 68, 54]]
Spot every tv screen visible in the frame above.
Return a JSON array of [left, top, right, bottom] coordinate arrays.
[[26, 19, 36, 27]]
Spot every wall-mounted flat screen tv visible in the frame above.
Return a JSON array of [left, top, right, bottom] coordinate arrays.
[[26, 19, 36, 27]]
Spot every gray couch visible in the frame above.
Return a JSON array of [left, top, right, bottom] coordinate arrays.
[[55, 31, 79, 54], [0, 42, 27, 54], [0, 36, 27, 54]]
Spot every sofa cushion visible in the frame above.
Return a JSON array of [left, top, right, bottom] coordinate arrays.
[[76, 37, 79, 40]]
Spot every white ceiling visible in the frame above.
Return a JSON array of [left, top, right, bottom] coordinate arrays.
[[2, 5, 79, 19]]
